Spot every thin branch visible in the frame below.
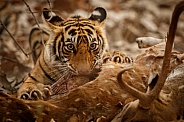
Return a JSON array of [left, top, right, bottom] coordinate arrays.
[[2, 56, 23, 65], [46, 0, 52, 11], [25, 10, 41, 14], [45, 0, 64, 17], [26, 43, 43, 56], [22, 0, 45, 47], [0, 20, 28, 58]]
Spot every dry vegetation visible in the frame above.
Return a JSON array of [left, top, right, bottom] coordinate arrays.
[[0, 0, 184, 122]]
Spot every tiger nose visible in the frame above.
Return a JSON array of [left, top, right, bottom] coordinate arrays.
[[76, 55, 92, 75], [74, 43, 93, 75], [76, 57, 92, 75], [77, 65, 91, 75]]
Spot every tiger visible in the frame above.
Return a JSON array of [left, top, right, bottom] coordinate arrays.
[[17, 7, 109, 100]]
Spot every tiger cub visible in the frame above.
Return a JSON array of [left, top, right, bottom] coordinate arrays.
[[17, 7, 109, 100]]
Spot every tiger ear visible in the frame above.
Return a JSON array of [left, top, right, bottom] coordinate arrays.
[[42, 8, 64, 29], [89, 7, 107, 23]]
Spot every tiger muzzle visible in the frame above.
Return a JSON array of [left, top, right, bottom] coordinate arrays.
[[71, 45, 94, 75]]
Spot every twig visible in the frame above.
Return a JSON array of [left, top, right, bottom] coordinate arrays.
[[26, 43, 43, 56], [22, 0, 45, 48], [0, 20, 28, 58], [46, 0, 52, 11], [45, 1, 64, 18], [2, 56, 23, 65]]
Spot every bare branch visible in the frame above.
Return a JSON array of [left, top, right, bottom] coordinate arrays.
[[22, 0, 45, 47], [46, 0, 52, 11], [2, 56, 24, 66], [0, 20, 28, 58], [26, 45, 42, 56]]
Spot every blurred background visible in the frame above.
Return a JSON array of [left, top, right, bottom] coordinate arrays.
[[0, 0, 184, 93]]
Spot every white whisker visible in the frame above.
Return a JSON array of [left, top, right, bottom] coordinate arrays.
[[53, 64, 67, 67], [50, 68, 71, 80]]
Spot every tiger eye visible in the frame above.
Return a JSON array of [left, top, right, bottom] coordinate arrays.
[[67, 44, 74, 50], [90, 43, 97, 50]]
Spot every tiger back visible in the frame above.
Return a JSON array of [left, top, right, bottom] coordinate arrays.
[[17, 7, 109, 100]]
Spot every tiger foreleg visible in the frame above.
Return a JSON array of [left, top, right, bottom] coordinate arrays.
[[17, 78, 51, 100]]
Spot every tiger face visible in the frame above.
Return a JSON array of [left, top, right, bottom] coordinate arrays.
[[17, 7, 109, 100], [43, 7, 108, 76]]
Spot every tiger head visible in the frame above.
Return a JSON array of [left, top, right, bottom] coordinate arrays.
[[42, 7, 109, 76]]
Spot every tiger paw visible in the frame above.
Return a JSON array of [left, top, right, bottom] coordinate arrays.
[[102, 51, 133, 64], [112, 51, 133, 64], [102, 52, 112, 63], [17, 82, 51, 100]]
